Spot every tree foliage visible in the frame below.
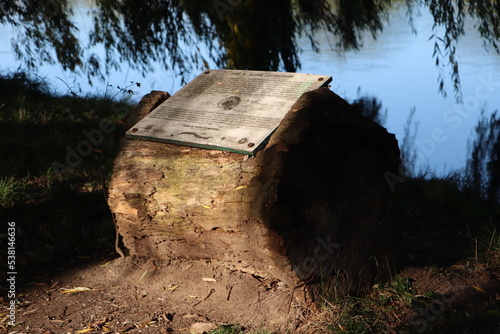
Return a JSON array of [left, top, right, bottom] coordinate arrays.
[[1, 0, 500, 99], [467, 110, 500, 204]]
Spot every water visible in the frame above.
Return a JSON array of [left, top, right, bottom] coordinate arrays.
[[299, 6, 500, 174], [1, 2, 499, 174]]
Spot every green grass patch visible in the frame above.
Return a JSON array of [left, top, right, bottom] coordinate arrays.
[[209, 325, 244, 334], [0, 175, 26, 206], [320, 276, 422, 333], [479, 228, 500, 266]]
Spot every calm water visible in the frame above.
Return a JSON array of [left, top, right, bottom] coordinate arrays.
[[1, 2, 499, 174]]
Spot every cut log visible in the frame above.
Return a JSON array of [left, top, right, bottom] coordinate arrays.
[[108, 87, 401, 299]]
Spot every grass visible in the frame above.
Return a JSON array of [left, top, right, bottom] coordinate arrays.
[[0, 72, 135, 278], [209, 325, 244, 334], [479, 228, 500, 266], [315, 267, 499, 333], [0, 175, 26, 206], [303, 167, 500, 333], [314, 276, 421, 334], [390, 171, 498, 224], [0, 72, 132, 179], [387, 170, 500, 270]]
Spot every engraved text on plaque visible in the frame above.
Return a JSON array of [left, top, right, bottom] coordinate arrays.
[[126, 70, 332, 155]]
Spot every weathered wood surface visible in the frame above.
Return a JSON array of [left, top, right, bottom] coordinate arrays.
[[109, 90, 295, 283], [108, 88, 401, 296]]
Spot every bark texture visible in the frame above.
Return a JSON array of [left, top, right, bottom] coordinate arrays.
[[108, 87, 401, 296]]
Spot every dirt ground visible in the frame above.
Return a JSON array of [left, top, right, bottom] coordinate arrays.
[[2, 255, 313, 334], [3, 257, 500, 333], [2, 216, 500, 334]]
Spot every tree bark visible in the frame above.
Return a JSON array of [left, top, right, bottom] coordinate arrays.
[[108, 87, 401, 296]]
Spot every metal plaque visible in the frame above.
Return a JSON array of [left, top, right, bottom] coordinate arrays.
[[126, 69, 332, 155]]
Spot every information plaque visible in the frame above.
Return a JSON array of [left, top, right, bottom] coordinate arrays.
[[126, 70, 332, 155]]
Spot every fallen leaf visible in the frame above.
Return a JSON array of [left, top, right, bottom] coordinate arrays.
[[137, 270, 148, 284], [235, 185, 247, 190], [60, 287, 91, 294], [99, 261, 111, 267], [48, 319, 66, 323], [450, 264, 464, 269], [22, 307, 39, 316], [182, 314, 198, 319], [202, 277, 216, 282], [75, 328, 94, 333], [472, 285, 485, 293]]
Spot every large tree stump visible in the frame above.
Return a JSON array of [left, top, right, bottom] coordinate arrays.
[[108, 87, 401, 298]]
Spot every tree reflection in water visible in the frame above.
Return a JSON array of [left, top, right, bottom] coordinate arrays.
[[2, 0, 500, 100]]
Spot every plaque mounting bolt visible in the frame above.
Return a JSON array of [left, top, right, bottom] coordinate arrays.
[[247, 143, 255, 148]]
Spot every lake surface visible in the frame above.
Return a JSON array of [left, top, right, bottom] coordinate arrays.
[[1, 1, 499, 175]]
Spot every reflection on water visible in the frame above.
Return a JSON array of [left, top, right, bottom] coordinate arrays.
[[0, 2, 499, 174], [299, 5, 500, 175]]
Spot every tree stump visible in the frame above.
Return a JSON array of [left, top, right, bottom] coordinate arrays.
[[108, 87, 401, 298]]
